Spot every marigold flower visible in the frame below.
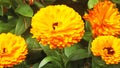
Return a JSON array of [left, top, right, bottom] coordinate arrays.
[[30, 5, 84, 49], [91, 36, 120, 64], [83, 1, 120, 37], [0, 33, 28, 67]]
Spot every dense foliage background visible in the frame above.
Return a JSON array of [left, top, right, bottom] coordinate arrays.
[[0, 0, 120, 68]]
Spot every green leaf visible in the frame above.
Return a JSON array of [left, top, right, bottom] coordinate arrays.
[[69, 49, 90, 61], [43, 0, 56, 5], [0, 21, 16, 33], [92, 56, 107, 68], [108, 63, 120, 68], [32, 63, 39, 68], [38, 56, 63, 68], [112, 0, 120, 4], [83, 21, 92, 41], [88, 0, 98, 9], [13, 61, 30, 68], [0, 5, 3, 16], [88, 40, 92, 55], [42, 63, 61, 68], [34, 1, 44, 8], [15, 4, 33, 17], [83, 32, 92, 41], [40, 44, 59, 56], [15, 16, 31, 35], [0, 0, 11, 7], [0, 0, 11, 4], [64, 43, 80, 57], [26, 36, 41, 49]]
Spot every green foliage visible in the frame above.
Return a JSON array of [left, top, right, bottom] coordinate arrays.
[[69, 49, 90, 61], [0, 19, 16, 33], [38, 56, 63, 68], [83, 21, 93, 41], [15, 16, 31, 35], [15, 4, 33, 17], [88, 0, 98, 9], [64, 44, 80, 57], [13, 61, 30, 68], [112, 0, 120, 4], [1, 0, 120, 68], [0, 5, 3, 16]]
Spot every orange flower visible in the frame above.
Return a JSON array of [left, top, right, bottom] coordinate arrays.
[[91, 36, 120, 64], [30, 5, 84, 49], [0, 33, 28, 67], [83, 1, 120, 37]]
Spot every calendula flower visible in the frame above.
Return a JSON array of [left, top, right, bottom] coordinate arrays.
[[83, 1, 120, 37], [91, 36, 120, 64], [0, 33, 28, 67], [31, 5, 84, 49]]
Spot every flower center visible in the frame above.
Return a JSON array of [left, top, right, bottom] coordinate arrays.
[[3, 48, 6, 53], [103, 47, 114, 55], [52, 22, 58, 30]]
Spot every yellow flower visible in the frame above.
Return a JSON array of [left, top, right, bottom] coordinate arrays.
[[83, 1, 120, 37], [0, 33, 28, 67], [91, 36, 120, 64], [30, 5, 84, 49]]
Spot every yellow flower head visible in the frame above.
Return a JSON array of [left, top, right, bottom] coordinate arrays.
[[30, 5, 84, 49], [83, 1, 120, 37], [0, 33, 28, 67], [91, 36, 120, 64]]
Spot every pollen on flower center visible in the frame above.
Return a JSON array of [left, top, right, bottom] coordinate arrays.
[[52, 22, 58, 30], [104, 47, 114, 55]]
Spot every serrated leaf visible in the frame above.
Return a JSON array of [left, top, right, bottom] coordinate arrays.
[[15, 4, 33, 17], [15, 16, 31, 35], [69, 49, 90, 61], [38, 56, 63, 68], [88, 0, 98, 9]]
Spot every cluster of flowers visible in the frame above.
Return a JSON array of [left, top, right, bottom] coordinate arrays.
[[1, 0, 120, 67], [31, 0, 120, 65]]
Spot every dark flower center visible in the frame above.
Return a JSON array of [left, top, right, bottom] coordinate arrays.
[[2, 48, 7, 53], [52, 22, 58, 30], [103, 47, 114, 55]]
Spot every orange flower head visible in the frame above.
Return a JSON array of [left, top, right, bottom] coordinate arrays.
[[91, 36, 120, 64], [30, 5, 84, 49], [83, 1, 120, 37], [0, 33, 28, 67]]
